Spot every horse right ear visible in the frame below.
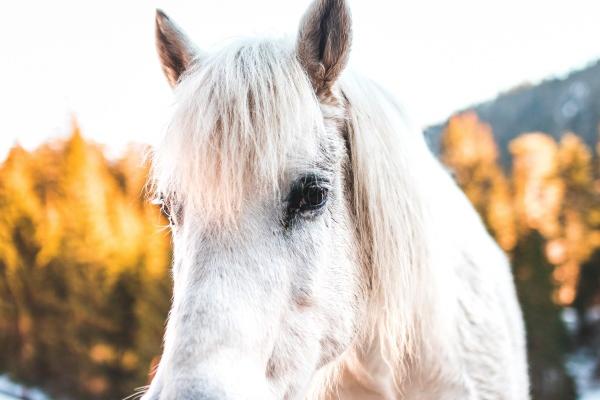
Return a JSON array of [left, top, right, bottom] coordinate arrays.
[[155, 10, 199, 87]]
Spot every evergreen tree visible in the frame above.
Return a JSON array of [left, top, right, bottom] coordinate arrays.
[[512, 231, 576, 400]]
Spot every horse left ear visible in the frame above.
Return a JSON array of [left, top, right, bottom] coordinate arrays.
[[155, 9, 199, 87], [296, 0, 352, 98]]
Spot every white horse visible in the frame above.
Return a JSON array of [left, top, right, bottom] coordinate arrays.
[[144, 0, 529, 398]]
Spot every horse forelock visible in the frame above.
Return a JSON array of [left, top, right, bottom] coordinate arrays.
[[151, 38, 325, 224]]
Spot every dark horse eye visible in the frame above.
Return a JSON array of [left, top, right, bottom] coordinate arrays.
[[286, 176, 329, 219], [303, 184, 327, 210]]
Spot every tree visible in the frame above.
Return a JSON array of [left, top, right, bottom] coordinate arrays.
[[0, 125, 171, 400], [513, 231, 576, 400], [441, 112, 516, 251]]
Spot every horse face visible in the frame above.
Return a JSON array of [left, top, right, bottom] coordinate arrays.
[[144, 1, 366, 399], [150, 141, 363, 400]]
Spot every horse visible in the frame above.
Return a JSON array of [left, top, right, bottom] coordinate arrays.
[[142, 0, 529, 398]]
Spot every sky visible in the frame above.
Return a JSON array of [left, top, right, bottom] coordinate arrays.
[[2, 0, 600, 160]]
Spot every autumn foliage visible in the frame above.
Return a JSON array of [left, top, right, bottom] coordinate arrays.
[[0, 123, 171, 399]]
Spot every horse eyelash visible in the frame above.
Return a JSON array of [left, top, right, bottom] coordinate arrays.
[[152, 194, 178, 226]]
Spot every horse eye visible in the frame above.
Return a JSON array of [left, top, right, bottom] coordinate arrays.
[[286, 176, 330, 219], [303, 184, 327, 210]]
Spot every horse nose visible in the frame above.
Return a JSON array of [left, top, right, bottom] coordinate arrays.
[[143, 356, 271, 399]]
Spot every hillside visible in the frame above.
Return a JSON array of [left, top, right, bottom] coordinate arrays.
[[426, 60, 600, 164]]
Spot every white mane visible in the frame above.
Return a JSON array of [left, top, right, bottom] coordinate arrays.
[[338, 75, 437, 389], [339, 75, 529, 397]]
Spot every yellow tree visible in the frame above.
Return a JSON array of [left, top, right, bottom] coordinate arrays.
[[510, 133, 564, 239], [509, 133, 578, 399], [441, 111, 516, 251], [553, 134, 597, 304], [510, 132, 598, 305], [0, 124, 171, 400]]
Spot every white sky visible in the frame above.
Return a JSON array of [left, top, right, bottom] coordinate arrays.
[[2, 0, 600, 160]]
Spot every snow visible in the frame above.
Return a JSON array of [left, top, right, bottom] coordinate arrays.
[[563, 308, 600, 399], [567, 350, 600, 399], [0, 376, 49, 400]]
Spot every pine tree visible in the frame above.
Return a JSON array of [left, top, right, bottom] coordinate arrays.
[[513, 231, 576, 400]]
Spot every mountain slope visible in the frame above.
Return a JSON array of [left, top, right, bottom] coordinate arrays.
[[425, 60, 600, 164]]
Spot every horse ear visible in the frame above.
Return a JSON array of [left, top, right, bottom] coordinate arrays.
[[155, 10, 198, 87], [296, 0, 352, 97]]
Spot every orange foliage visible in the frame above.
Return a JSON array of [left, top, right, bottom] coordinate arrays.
[[442, 112, 517, 250], [0, 122, 172, 400], [442, 113, 599, 306]]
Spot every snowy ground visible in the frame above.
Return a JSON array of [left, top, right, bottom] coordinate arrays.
[[567, 350, 600, 400], [564, 307, 600, 400], [0, 376, 49, 400]]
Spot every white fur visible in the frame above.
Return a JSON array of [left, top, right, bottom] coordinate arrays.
[[143, 12, 529, 400]]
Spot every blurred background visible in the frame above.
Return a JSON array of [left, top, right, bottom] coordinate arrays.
[[1, 1, 599, 399]]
